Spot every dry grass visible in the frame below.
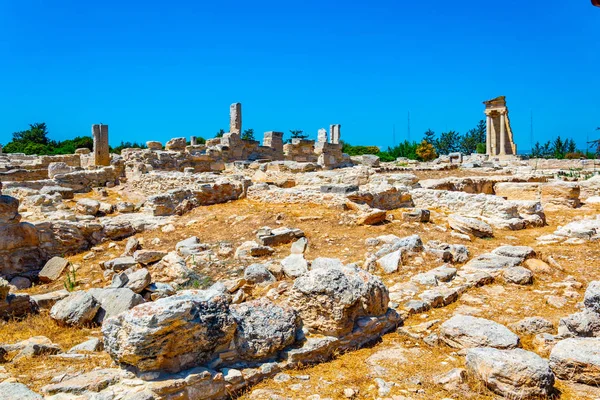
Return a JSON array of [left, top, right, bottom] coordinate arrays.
[[0, 314, 112, 391], [6, 175, 600, 398]]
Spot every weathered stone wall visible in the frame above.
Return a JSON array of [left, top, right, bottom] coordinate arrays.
[[0, 195, 45, 280], [284, 139, 318, 163]]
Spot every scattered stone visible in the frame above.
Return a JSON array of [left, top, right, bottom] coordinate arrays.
[[50, 291, 100, 326], [502, 266, 533, 285], [244, 264, 276, 285], [549, 337, 600, 384], [68, 337, 104, 353], [281, 254, 308, 278], [133, 250, 166, 265], [0, 382, 43, 400], [510, 317, 554, 335], [448, 214, 493, 238], [376, 250, 401, 274], [38, 256, 70, 283], [584, 281, 600, 314], [291, 237, 308, 254], [466, 347, 555, 398], [439, 315, 520, 349]]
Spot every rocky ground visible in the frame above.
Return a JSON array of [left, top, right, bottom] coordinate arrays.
[[1, 159, 600, 400]]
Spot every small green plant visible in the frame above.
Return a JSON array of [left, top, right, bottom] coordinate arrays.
[[63, 264, 77, 292]]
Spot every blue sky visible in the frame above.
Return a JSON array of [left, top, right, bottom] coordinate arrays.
[[1, 0, 598, 151]]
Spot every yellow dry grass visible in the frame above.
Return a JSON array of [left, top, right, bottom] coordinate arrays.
[[5, 171, 600, 398]]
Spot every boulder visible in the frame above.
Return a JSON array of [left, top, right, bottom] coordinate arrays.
[[50, 291, 100, 326], [165, 137, 187, 151], [124, 268, 152, 293], [116, 201, 135, 213], [68, 337, 104, 353], [584, 281, 600, 314], [448, 214, 493, 238], [440, 315, 520, 349], [47, 162, 72, 179], [558, 309, 600, 337], [0, 382, 43, 400], [88, 288, 144, 324], [376, 250, 401, 274], [510, 317, 554, 335], [466, 347, 555, 398], [76, 198, 100, 215], [104, 256, 137, 272], [492, 245, 536, 260], [503, 266, 533, 285], [290, 237, 308, 254], [10, 276, 31, 289], [103, 287, 235, 372], [341, 264, 389, 317], [133, 250, 166, 265], [146, 141, 162, 150], [549, 338, 600, 384], [281, 254, 308, 278], [289, 266, 366, 336], [230, 298, 298, 359], [38, 256, 70, 283], [244, 264, 276, 285]]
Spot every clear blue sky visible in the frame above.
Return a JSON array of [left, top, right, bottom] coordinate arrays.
[[1, 0, 598, 151]]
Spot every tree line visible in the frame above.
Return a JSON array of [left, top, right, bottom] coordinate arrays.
[[1, 123, 148, 155]]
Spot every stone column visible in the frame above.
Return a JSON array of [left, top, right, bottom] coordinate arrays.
[[190, 136, 197, 146], [229, 103, 242, 135], [317, 128, 328, 143], [92, 124, 110, 166], [499, 112, 506, 155], [330, 124, 341, 144], [485, 115, 492, 155]]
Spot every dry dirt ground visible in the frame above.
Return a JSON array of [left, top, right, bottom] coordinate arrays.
[[3, 171, 600, 399]]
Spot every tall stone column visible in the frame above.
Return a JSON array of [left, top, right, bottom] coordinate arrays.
[[485, 115, 492, 155], [230, 103, 242, 135], [190, 136, 197, 146], [499, 112, 506, 155], [92, 124, 110, 166], [317, 128, 328, 143], [330, 124, 341, 144]]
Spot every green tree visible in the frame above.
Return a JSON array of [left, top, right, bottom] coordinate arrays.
[[435, 131, 461, 155], [423, 129, 436, 144], [12, 122, 50, 144], [110, 141, 147, 154], [215, 129, 225, 138], [241, 128, 255, 141], [290, 130, 308, 140], [553, 136, 565, 159], [476, 143, 486, 154]]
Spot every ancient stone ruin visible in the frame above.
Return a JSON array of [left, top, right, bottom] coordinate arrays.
[[0, 101, 599, 400], [484, 96, 517, 157]]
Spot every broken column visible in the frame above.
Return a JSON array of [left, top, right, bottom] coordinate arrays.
[[230, 103, 242, 135], [263, 131, 284, 153], [330, 124, 341, 144], [190, 136, 197, 146], [318, 128, 328, 143], [92, 124, 110, 166], [483, 96, 517, 157]]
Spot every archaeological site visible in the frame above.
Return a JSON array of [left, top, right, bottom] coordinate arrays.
[[0, 98, 599, 400]]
